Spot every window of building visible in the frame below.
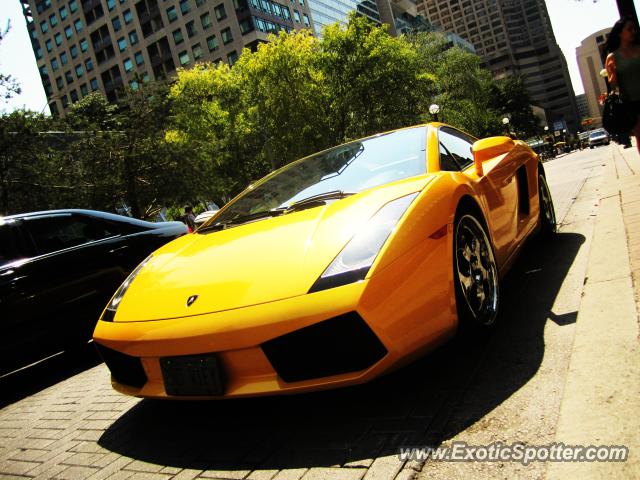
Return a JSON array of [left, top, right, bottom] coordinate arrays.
[[55, 32, 63, 45], [107, 0, 116, 10], [221, 27, 232, 44], [51, 58, 59, 70], [80, 38, 88, 52], [65, 70, 74, 84], [36, 47, 43, 59], [40, 20, 48, 33], [173, 28, 184, 44], [70, 44, 78, 58], [90, 77, 98, 90], [123, 9, 133, 24], [45, 39, 53, 52], [49, 13, 58, 27], [60, 6, 68, 19], [129, 30, 139, 45], [63, 25, 72, 39], [130, 80, 139, 90], [179, 50, 190, 65], [75, 19, 83, 32], [60, 51, 68, 64], [118, 37, 127, 51], [215, 3, 227, 20], [56, 76, 64, 89], [80, 83, 88, 96], [69, 0, 78, 13], [180, 0, 190, 14], [85, 58, 94, 71], [135, 51, 144, 65], [61, 95, 69, 108], [70, 89, 78, 103], [186, 20, 197, 37], [293, 10, 300, 22], [201, 12, 211, 29], [112, 17, 121, 31], [206, 34, 218, 51], [167, 6, 178, 21], [303, 13, 309, 26], [75, 64, 84, 77], [142, 72, 150, 82], [192, 42, 203, 59], [39, 65, 48, 77], [124, 58, 133, 72], [239, 17, 253, 34], [228, 50, 238, 65]]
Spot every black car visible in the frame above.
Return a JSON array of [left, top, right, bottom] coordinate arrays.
[[0, 209, 187, 375]]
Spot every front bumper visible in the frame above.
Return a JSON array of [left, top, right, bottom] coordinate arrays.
[[94, 282, 387, 398]]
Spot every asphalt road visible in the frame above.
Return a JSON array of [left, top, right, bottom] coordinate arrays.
[[0, 146, 611, 480]]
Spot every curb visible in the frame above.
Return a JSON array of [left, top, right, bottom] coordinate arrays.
[[547, 145, 640, 479]]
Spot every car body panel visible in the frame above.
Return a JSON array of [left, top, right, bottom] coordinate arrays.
[[93, 124, 547, 398]]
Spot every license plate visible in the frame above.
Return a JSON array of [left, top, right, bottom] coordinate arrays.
[[160, 354, 225, 396]]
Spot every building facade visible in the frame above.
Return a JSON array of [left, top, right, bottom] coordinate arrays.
[[576, 28, 609, 129], [575, 93, 589, 124], [416, 0, 580, 132], [21, 0, 315, 114]]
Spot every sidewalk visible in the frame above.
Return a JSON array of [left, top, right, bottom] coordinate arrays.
[[548, 142, 640, 479]]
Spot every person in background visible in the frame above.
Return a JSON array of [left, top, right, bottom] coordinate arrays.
[[605, 17, 640, 154], [181, 206, 196, 232]]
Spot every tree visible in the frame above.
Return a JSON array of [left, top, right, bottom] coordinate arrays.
[[490, 75, 541, 139], [0, 21, 22, 102]]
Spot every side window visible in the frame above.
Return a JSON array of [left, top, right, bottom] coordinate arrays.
[[0, 222, 32, 266], [25, 215, 117, 256], [438, 128, 475, 171]]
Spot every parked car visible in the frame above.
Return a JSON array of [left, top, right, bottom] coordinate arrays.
[[0, 209, 187, 375], [94, 124, 556, 399], [588, 129, 610, 148], [194, 210, 220, 228]]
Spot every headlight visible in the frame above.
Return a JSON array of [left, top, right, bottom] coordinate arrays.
[[309, 193, 418, 293], [101, 255, 152, 322]]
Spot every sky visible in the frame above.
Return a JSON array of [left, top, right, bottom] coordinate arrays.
[[0, 0, 638, 114]]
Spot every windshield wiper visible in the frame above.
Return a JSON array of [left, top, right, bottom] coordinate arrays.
[[198, 209, 285, 232], [198, 191, 355, 233], [284, 190, 356, 213]]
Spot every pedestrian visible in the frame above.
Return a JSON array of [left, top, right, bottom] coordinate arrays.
[[605, 17, 640, 154], [181, 205, 196, 232]]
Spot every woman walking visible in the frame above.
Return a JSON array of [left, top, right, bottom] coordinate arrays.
[[605, 17, 640, 154]]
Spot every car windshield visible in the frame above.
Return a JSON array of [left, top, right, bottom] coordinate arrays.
[[210, 126, 427, 226]]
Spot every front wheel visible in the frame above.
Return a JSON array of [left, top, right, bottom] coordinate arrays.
[[454, 212, 500, 329], [538, 174, 557, 237]]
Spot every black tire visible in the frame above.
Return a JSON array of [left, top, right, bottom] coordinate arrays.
[[453, 209, 500, 331], [538, 173, 557, 238]]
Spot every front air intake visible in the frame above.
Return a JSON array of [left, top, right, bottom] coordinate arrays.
[[261, 312, 387, 383], [94, 343, 147, 388]]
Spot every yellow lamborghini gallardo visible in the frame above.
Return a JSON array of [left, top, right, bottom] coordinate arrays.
[[93, 123, 556, 399]]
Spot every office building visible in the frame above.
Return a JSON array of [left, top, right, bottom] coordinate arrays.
[[20, 0, 315, 114], [416, 0, 580, 132], [576, 28, 609, 128]]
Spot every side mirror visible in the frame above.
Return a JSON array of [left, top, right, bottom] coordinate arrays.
[[471, 136, 515, 177]]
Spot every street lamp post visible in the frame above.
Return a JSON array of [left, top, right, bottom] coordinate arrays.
[[502, 117, 510, 136], [429, 104, 440, 122]]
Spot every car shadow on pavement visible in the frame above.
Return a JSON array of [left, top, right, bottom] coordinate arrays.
[[98, 232, 585, 471], [0, 342, 102, 409]]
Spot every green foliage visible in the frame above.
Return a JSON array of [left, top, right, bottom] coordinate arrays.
[[0, 21, 22, 102], [1, 15, 543, 216]]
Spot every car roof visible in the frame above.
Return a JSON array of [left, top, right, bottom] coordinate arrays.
[[0, 209, 157, 227]]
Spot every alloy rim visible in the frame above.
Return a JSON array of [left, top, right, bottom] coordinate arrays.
[[539, 176, 556, 228], [455, 215, 499, 325]]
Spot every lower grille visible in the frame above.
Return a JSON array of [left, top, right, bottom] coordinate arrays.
[[94, 343, 147, 388], [261, 312, 387, 383]]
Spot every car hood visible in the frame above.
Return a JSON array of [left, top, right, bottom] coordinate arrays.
[[113, 177, 432, 322]]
